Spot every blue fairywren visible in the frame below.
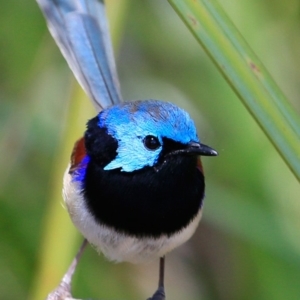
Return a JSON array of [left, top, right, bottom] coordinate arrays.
[[37, 1, 217, 300]]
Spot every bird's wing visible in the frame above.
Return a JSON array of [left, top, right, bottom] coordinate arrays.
[[36, 0, 122, 111]]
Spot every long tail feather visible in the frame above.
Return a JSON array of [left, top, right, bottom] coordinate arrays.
[[37, 0, 122, 111]]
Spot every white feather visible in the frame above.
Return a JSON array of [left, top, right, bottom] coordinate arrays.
[[63, 165, 202, 263]]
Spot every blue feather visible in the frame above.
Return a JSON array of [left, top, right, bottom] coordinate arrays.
[[36, 1, 204, 173], [36, 0, 122, 110], [99, 100, 199, 172], [72, 155, 90, 183]]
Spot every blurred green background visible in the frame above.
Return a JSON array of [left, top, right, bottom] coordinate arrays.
[[0, 0, 299, 299]]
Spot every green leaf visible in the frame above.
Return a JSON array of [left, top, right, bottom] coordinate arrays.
[[168, 0, 300, 181]]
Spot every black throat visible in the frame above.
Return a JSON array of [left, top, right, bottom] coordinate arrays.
[[82, 117, 205, 238], [83, 156, 205, 238]]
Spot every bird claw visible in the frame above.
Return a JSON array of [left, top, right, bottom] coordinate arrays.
[[147, 286, 165, 300], [46, 283, 87, 300], [46, 281, 72, 300], [46, 240, 88, 300]]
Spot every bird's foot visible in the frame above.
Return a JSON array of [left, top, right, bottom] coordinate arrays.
[[46, 281, 72, 300], [46, 240, 88, 300], [147, 286, 165, 300]]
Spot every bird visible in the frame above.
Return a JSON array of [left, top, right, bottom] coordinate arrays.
[[36, 1, 218, 300]]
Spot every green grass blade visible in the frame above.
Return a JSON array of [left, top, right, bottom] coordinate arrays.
[[168, 0, 300, 181]]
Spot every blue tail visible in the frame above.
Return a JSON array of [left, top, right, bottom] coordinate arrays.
[[37, 0, 122, 111]]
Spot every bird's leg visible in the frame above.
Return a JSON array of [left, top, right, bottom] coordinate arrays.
[[46, 239, 88, 300], [147, 256, 166, 300]]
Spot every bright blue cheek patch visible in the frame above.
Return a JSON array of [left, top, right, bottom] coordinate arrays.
[[104, 143, 162, 172], [97, 100, 200, 172], [72, 155, 90, 187], [103, 131, 163, 172]]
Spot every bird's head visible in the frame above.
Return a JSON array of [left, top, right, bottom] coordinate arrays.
[[84, 100, 217, 173]]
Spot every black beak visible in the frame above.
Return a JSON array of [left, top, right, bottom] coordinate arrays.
[[186, 142, 218, 156], [166, 141, 218, 157]]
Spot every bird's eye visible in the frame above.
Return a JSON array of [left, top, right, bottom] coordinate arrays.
[[143, 135, 161, 151]]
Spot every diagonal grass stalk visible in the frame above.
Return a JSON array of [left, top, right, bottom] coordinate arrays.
[[168, 0, 300, 181]]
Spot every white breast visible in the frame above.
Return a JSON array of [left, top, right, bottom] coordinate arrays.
[[63, 165, 202, 263]]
